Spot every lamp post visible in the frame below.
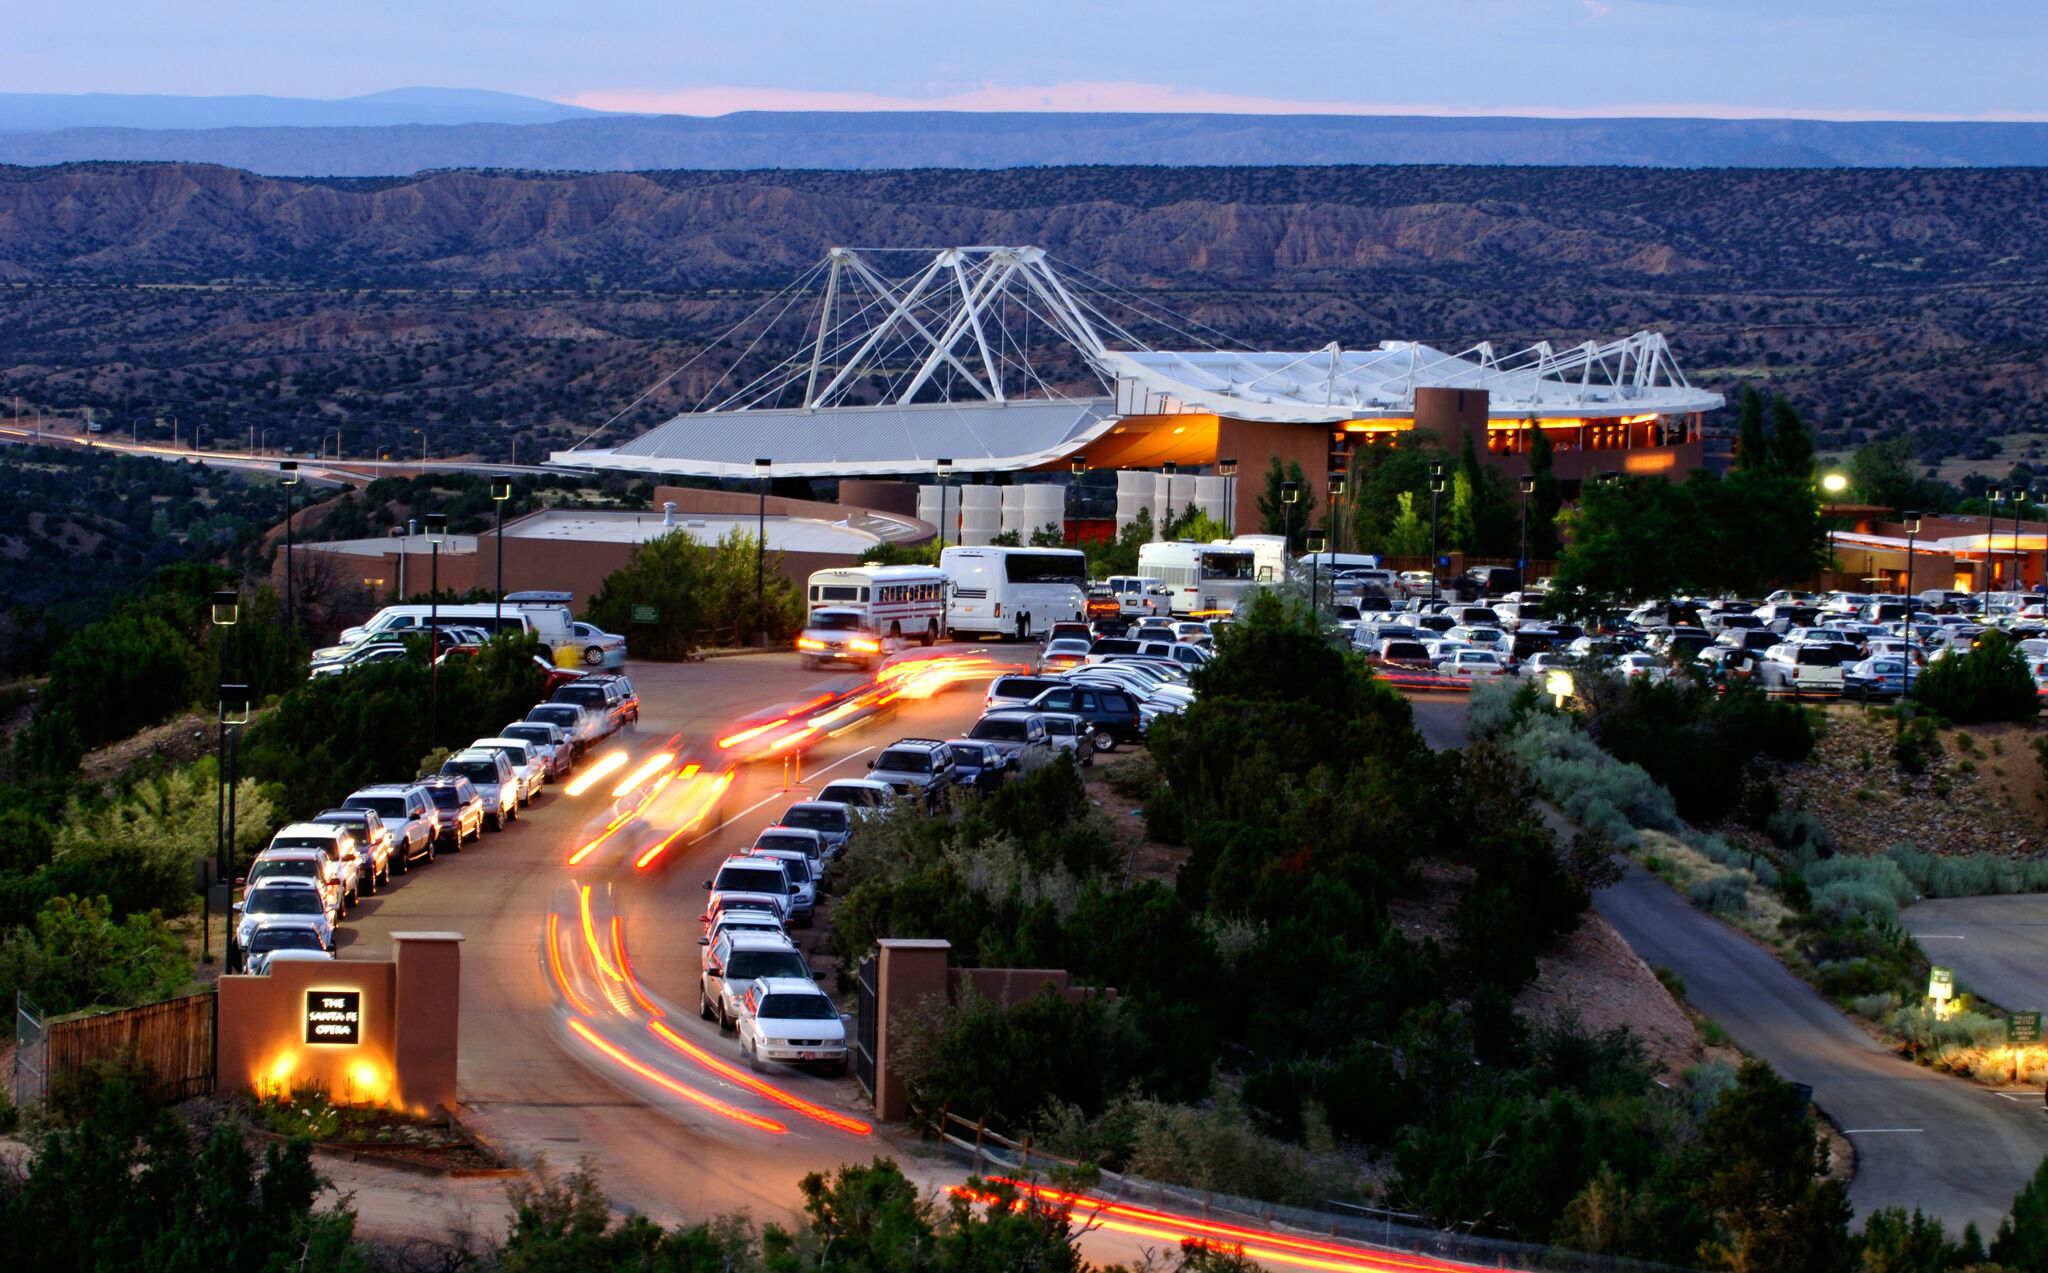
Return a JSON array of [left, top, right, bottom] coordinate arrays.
[[209, 589, 238, 965], [279, 461, 300, 641], [414, 428, 427, 468], [935, 458, 954, 551], [1984, 486, 2005, 614], [1068, 457, 1086, 545], [1426, 461, 1447, 602], [754, 458, 771, 646], [1305, 527, 1327, 615], [1821, 471, 1849, 589], [491, 477, 511, 632], [1328, 473, 1347, 555], [1280, 479, 1300, 574], [219, 682, 249, 972], [2018, 489, 2036, 596], [425, 512, 446, 744], [1217, 458, 1238, 535], [1518, 473, 1536, 590], [1902, 510, 1922, 708], [1161, 461, 1179, 533]]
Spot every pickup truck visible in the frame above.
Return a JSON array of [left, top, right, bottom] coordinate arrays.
[[1759, 643, 1847, 697]]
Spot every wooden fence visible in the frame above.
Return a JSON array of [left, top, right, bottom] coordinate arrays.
[[47, 992, 215, 1102]]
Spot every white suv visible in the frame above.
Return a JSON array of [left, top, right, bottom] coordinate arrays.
[[340, 785, 439, 865], [735, 976, 849, 1075], [699, 931, 812, 1030]]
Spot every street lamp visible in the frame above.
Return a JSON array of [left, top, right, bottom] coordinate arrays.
[[279, 461, 300, 640], [209, 590, 238, 966], [1902, 510, 1922, 708], [1426, 461, 1447, 601], [1518, 472, 1536, 590], [219, 682, 250, 972], [1161, 460, 1179, 530], [2017, 489, 2036, 596], [1280, 478, 1300, 566], [425, 512, 446, 743], [491, 477, 512, 633], [1305, 527, 1327, 615], [754, 458, 772, 646], [1984, 487, 2005, 614], [414, 428, 428, 467], [1822, 471, 1849, 588], [1327, 473, 1347, 554], [935, 458, 954, 551], [1068, 457, 1086, 545], [1217, 458, 1238, 535]]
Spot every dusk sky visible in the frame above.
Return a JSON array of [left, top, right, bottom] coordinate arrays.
[[12, 0, 2046, 120]]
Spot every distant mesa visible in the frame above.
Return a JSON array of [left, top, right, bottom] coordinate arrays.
[[0, 94, 2046, 175]]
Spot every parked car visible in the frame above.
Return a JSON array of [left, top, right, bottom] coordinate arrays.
[[734, 976, 849, 1075], [703, 855, 796, 927], [1035, 711, 1095, 767], [699, 931, 812, 1030], [984, 674, 1066, 712], [812, 780, 893, 822], [339, 784, 440, 868], [867, 739, 957, 806], [748, 847, 818, 926], [442, 749, 519, 829], [526, 701, 603, 755], [588, 672, 642, 723], [236, 879, 336, 958], [308, 642, 410, 679], [1613, 651, 1670, 683], [774, 801, 854, 856], [470, 737, 547, 807], [697, 907, 788, 949], [1434, 649, 1511, 681], [944, 737, 1013, 794], [243, 850, 342, 924], [1036, 637, 1092, 674], [753, 826, 827, 878], [1843, 656, 1909, 700], [244, 926, 335, 975], [416, 776, 482, 851], [551, 679, 630, 736], [571, 620, 628, 667], [497, 720, 572, 779], [262, 822, 364, 911], [965, 713, 1053, 774], [1024, 684, 1146, 751], [310, 808, 392, 892]]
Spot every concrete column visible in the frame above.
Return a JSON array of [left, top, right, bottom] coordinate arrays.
[[874, 938, 950, 1123], [392, 931, 463, 1115]]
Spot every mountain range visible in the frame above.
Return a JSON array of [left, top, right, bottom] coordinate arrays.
[[2, 92, 2047, 173]]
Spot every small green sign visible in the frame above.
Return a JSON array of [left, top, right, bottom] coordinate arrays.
[[2011, 1012, 2042, 1045], [631, 604, 658, 624]]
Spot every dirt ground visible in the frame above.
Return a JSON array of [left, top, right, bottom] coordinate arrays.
[[1515, 911, 1705, 1079], [1775, 706, 2048, 858], [78, 709, 217, 784]]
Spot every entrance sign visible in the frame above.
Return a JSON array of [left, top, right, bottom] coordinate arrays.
[[304, 990, 362, 1045]]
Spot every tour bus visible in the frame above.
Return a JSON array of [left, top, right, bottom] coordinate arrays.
[[939, 546, 1088, 639], [1136, 541, 1259, 617], [339, 593, 575, 650], [803, 565, 948, 646]]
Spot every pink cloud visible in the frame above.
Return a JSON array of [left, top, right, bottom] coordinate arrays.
[[567, 81, 2048, 123]]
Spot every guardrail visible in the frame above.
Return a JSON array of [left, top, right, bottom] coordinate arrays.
[[928, 1110, 1689, 1273]]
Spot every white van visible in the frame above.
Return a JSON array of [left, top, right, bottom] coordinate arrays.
[[1102, 575, 1169, 618], [340, 593, 574, 650]]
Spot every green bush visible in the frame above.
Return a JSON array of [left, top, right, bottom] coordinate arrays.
[[1912, 631, 2039, 723], [1501, 712, 1679, 836], [0, 895, 190, 1030], [1886, 845, 2048, 898], [587, 527, 803, 658]]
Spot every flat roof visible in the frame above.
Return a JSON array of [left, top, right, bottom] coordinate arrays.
[[302, 533, 480, 557], [504, 509, 883, 554]]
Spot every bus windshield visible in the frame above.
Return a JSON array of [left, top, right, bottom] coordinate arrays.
[[1004, 553, 1086, 585]]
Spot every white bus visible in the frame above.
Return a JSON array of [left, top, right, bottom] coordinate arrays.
[[939, 546, 1088, 639], [803, 565, 948, 645], [1228, 534, 1292, 585], [1137, 541, 1259, 616]]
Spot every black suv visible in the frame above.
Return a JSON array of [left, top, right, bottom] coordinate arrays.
[[1025, 684, 1145, 752], [551, 678, 630, 734]]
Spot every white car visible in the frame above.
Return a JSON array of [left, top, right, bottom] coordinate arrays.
[[1445, 624, 1511, 656], [1435, 649, 1509, 680], [1518, 651, 1573, 681], [699, 930, 812, 1030], [497, 720, 573, 779], [1614, 652, 1670, 683], [570, 621, 628, 667], [236, 879, 336, 955], [244, 926, 336, 975], [734, 976, 849, 1075], [471, 737, 547, 806]]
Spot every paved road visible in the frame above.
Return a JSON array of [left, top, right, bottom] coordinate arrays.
[[1599, 864, 2048, 1233], [1904, 896, 2048, 1018], [1397, 692, 2048, 1232]]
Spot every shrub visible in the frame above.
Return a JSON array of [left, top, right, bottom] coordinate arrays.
[[1688, 873, 1752, 917], [1885, 845, 2048, 898], [1502, 713, 1678, 835], [1912, 631, 2039, 723], [0, 895, 190, 1029], [1804, 855, 1919, 923]]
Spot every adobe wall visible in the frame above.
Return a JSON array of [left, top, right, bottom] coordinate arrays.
[[1214, 417, 1333, 533], [216, 932, 461, 1115]]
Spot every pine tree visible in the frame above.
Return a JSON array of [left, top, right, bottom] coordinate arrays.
[[1768, 397, 1816, 479], [1734, 386, 1768, 471]]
